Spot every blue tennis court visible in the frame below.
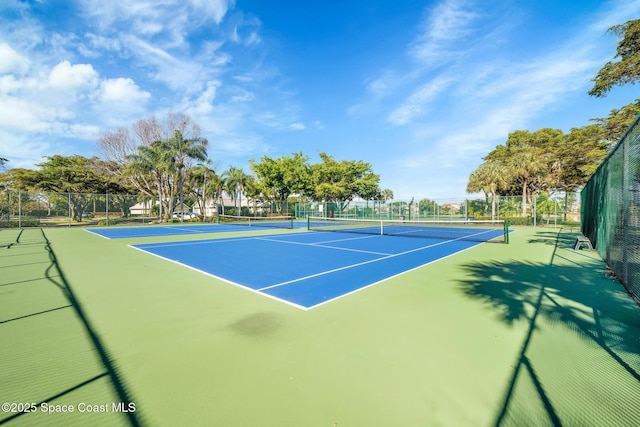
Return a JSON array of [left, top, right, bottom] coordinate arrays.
[[86, 222, 305, 239], [131, 229, 501, 309]]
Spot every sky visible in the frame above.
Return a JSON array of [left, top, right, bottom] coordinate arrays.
[[0, 0, 639, 200]]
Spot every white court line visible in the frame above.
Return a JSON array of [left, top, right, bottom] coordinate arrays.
[[133, 232, 312, 249], [129, 245, 308, 310], [84, 229, 112, 240], [391, 227, 501, 238], [257, 236, 461, 291], [162, 226, 205, 233], [306, 242, 483, 310], [255, 236, 393, 256], [134, 235, 266, 249]]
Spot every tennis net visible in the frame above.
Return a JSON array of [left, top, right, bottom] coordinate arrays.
[[307, 216, 509, 243], [218, 214, 294, 229]]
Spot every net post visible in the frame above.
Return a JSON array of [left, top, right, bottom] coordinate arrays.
[[307, 216, 310, 230], [504, 220, 510, 244]]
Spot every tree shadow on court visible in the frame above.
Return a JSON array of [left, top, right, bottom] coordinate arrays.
[[457, 230, 640, 427], [0, 228, 143, 426], [525, 229, 581, 248]]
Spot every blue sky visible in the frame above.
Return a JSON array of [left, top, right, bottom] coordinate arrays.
[[0, 0, 639, 199]]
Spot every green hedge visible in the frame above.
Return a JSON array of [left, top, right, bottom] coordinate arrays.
[[473, 216, 580, 227], [0, 220, 41, 228]]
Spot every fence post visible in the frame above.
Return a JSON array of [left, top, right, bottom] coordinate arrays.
[[622, 132, 629, 285], [106, 186, 109, 226]]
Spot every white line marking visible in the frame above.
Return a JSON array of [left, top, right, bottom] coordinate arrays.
[[306, 242, 483, 310], [163, 226, 204, 233], [84, 229, 112, 240], [135, 235, 263, 249], [128, 245, 309, 310], [257, 237, 458, 291], [255, 236, 392, 256]]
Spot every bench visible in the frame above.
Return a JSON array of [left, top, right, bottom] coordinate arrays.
[[574, 236, 593, 251]]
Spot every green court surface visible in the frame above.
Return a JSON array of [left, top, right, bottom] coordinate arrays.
[[1, 226, 639, 426]]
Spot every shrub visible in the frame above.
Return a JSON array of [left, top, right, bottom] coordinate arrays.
[[0, 220, 41, 228]]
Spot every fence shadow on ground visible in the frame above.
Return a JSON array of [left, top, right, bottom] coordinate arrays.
[[0, 228, 142, 426], [457, 229, 640, 427]]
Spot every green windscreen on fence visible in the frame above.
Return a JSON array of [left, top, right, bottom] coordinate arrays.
[[581, 114, 640, 303]]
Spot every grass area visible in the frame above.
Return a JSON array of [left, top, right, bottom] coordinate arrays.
[[1, 225, 639, 426]]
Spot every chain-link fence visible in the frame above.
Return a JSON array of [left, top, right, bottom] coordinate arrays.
[[0, 190, 299, 227], [0, 191, 158, 227], [581, 114, 640, 304], [295, 193, 580, 226], [0, 190, 580, 228]]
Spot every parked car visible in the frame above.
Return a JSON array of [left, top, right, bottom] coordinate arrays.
[[172, 211, 198, 219]]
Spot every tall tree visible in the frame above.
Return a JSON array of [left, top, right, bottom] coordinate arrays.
[[553, 124, 608, 192], [307, 153, 380, 212], [221, 166, 251, 214], [188, 161, 218, 219], [378, 188, 394, 201], [466, 161, 508, 220], [125, 141, 176, 221], [98, 113, 208, 203], [590, 99, 640, 144], [26, 155, 126, 221], [485, 130, 554, 216], [250, 152, 311, 211], [166, 130, 208, 220], [589, 19, 640, 97]]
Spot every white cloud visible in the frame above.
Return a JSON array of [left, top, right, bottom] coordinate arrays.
[[122, 35, 229, 94], [0, 130, 53, 168], [79, 33, 123, 57], [409, 0, 479, 63], [0, 42, 30, 75], [388, 76, 453, 125], [365, 70, 400, 98], [99, 77, 151, 103], [79, 0, 233, 39], [289, 123, 305, 130], [187, 80, 221, 115], [48, 60, 99, 91], [0, 96, 59, 132]]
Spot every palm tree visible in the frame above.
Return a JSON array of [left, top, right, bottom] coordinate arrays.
[[166, 130, 208, 221], [467, 161, 508, 220], [221, 166, 250, 215], [125, 140, 175, 221], [188, 160, 219, 220], [507, 150, 545, 216]]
